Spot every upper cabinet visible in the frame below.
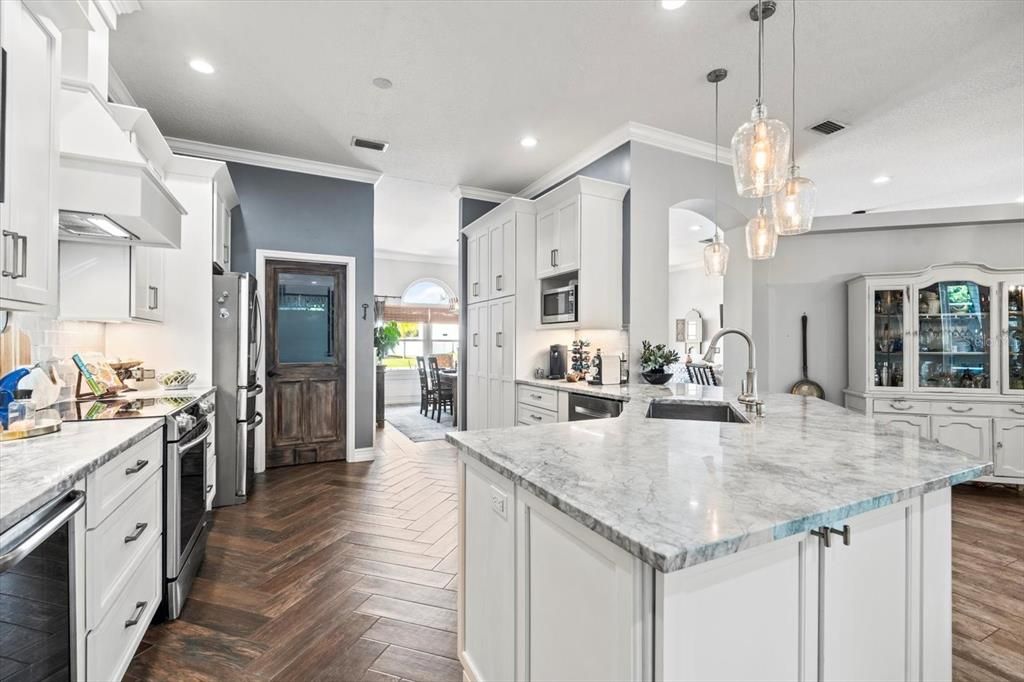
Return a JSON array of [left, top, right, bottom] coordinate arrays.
[[59, 241, 165, 323], [0, 0, 62, 311], [463, 198, 536, 305], [534, 176, 628, 330], [212, 176, 233, 272]]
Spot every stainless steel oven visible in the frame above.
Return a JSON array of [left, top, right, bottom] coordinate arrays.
[[541, 283, 578, 324], [0, 490, 85, 681], [164, 411, 212, 620]]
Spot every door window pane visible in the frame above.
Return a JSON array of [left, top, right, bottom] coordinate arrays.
[[1008, 285, 1024, 390], [277, 273, 335, 363], [917, 281, 991, 389], [873, 289, 905, 387]]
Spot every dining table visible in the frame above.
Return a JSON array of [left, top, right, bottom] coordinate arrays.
[[438, 369, 458, 427]]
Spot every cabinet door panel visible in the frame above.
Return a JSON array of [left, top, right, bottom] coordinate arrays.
[[489, 216, 515, 298], [554, 197, 580, 273], [0, 1, 59, 307], [994, 418, 1024, 478], [822, 499, 915, 682], [876, 413, 930, 439], [536, 208, 556, 278], [931, 416, 992, 458]]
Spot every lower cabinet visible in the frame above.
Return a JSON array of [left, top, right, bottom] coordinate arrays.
[[993, 418, 1024, 478], [931, 415, 992, 459], [875, 413, 929, 439], [459, 450, 951, 682], [465, 299, 516, 431]]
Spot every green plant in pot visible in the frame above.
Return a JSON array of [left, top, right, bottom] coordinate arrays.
[[374, 321, 401, 366], [640, 340, 680, 385]]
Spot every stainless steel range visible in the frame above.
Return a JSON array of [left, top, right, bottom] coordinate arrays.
[[54, 392, 216, 619]]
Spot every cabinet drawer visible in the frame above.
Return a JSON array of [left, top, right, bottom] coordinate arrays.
[[873, 398, 927, 415], [86, 538, 161, 682], [518, 404, 558, 426], [86, 430, 163, 529], [992, 404, 1024, 419], [86, 468, 162, 630], [929, 401, 999, 418], [517, 385, 558, 412]]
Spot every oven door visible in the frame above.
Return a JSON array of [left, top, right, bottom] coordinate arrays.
[[165, 420, 211, 580], [0, 490, 85, 681]]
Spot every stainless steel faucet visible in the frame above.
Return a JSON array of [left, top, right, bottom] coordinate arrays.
[[703, 327, 761, 412]]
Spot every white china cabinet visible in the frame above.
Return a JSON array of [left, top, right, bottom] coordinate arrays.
[[846, 263, 1024, 484]]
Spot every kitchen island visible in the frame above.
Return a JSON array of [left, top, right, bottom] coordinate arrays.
[[447, 384, 991, 682]]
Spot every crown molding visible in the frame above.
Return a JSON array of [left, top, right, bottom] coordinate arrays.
[[165, 137, 383, 186], [451, 185, 514, 204], [516, 121, 732, 199], [375, 249, 457, 266], [107, 68, 137, 107]]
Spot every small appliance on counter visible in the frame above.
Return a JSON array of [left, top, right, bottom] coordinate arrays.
[[587, 348, 620, 386], [548, 344, 568, 379]]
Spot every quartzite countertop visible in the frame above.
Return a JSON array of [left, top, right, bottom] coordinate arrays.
[[447, 383, 991, 573], [0, 418, 163, 533]]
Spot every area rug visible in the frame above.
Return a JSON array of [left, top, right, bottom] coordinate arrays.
[[385, 403, 456, 442]]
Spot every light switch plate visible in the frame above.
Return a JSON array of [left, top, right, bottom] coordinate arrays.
[[489, 485, 508, 520]]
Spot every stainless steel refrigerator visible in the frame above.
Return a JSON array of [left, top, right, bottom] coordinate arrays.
[[212, 272, 264, 507]]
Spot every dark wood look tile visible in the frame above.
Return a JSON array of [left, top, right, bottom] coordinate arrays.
[[952, 484, 1024, 682], [126, 422, 462, 681]]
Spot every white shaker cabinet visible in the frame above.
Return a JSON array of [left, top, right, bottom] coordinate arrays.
[[993, 417, 1024, 478], [489, 214, 516, 299], [931, 415, 992, 459], [59, 241, 166, 323], [465, 303, 487, 431], [466, 228, 489, 304], [0, 0, 60, 310], [212, 178, 232, 272], [487, 297, 516, 429], [875, 413, 930, 439], [534, 196, 580, 279], [130, 246, 165, 322]]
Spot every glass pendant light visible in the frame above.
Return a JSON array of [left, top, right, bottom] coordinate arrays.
[[745, 199, 778, 260], [773, 0, 816, 235], [704, 68, 730, 277], [731, 0, 790, 199]]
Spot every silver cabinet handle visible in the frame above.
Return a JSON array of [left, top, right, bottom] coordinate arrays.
[[125, 459, 149, 475], [495, 274, 503, 291], [16, 234, 26, 278], [530, 393, 542, 400], [123, 522, 148, 543], [550, 249, 556, 268], [553, 249, 559, 267], [495, 331, 503, 348], [811, 524, 851, 548], [472, 282, 479, 297], [472, 332, 478, 348], [829, 524, 852, 546], [0, 491, 85, 572], [1011, 407, 1024, 415], [148, 285, 159, 310], [529, 414, 542, 421], [2, 230, 17, 278], [947, 405, 973, 413], [124, 601, 148, 628], [889, 401, 914, 411]]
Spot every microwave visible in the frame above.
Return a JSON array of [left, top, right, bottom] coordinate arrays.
[[541, 283, 577, 324]]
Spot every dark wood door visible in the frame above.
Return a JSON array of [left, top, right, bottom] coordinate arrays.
[[265, 260, 347, 467]]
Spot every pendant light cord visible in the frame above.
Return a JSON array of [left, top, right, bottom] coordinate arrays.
[[714, 79, 720, 243], [756, 0, 764, 106], [790, 0, 797, 164]]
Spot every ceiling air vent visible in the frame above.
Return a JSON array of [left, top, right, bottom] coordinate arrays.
[[351, 136, 389, 152], [808, 119, 847, 136]]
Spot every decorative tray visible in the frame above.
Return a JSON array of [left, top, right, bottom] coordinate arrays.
[[0, 418, 63, 442]]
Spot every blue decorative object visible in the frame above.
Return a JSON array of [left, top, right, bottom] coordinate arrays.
[[0, 367, 31, 428]]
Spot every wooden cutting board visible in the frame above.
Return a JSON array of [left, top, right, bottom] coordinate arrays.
[[0, 325, 32, 375]]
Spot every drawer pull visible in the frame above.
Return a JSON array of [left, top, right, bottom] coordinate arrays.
[[530, 414, 542, 421], [947, 405, 973, 413], [889, 402, 914, 411], [123, 522, 148, 543], [124, 601, 148, 628], [530, 393, 543, 400], [125, 459, 149, 475], [1011, 407, 1024, 416]]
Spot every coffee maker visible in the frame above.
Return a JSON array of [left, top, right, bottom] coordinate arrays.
[[548, 345, 568, 379]]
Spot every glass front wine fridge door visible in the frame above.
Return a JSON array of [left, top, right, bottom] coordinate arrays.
[[871, 287, 908, 389], [916, 280, 994, 391], [1005, 282, 1024, 393]]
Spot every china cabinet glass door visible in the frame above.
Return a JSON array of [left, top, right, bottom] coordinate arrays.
[[871, 287, 908, 389], [1004, 283, 1024, 393], [915, 280, 993, 391]]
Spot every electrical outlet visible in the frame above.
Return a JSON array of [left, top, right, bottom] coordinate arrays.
[[489, 485, 507, 520]]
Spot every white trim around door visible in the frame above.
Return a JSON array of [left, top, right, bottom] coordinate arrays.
[[254, 249, 358, 472]]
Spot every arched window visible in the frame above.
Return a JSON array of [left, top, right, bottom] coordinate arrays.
[[401, 279, 455, 306]]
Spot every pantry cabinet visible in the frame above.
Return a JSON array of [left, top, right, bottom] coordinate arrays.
[[846, 263, 1024, 484], [466, 228, 489, 304], [465, 299, 517, 431], [0, 0, 61, 311]]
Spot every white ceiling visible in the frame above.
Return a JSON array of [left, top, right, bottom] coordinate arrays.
[[111, 0, 1024, 254], [373, 176, 458, 261], [669, 209, 716, 270]]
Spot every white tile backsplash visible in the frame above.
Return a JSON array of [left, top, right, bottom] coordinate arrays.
[[1, 313, 106, 391]]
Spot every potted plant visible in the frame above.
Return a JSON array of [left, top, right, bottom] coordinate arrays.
[[373, 321, 401, 426], [639, 340, 680, 385]]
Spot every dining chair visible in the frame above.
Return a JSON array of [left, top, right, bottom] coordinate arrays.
[[416, 357, 437, 417], [428, 356, 454, 422]]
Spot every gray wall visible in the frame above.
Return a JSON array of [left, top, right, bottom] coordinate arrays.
[[726, 219, 1024, 404], [228, 162, 375, 449], [630, 142, 752, 379], [460, 198, 500, 229]]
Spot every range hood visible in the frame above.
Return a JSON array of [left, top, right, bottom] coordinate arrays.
[[58, 82, 186, 247]]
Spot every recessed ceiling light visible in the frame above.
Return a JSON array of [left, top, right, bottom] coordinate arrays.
[[872, 175, 891, 184], [520, 136, 538, 148], [189, 58, 215, 75], [661, 0, 687, 9], [372, 77, 393, 90], [689, 224, 702, 231]]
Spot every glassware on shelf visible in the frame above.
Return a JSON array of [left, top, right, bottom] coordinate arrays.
[[1007, 285, 1024, 390], [916, 280, 991, 390], [872, 288, 905, 387]]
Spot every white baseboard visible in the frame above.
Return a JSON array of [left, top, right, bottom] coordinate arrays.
[[349, 447, 375, 463]]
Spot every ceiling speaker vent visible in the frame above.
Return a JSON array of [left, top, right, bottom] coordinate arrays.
[[351, 137, 389, 152], [808, 120, 847, 136]]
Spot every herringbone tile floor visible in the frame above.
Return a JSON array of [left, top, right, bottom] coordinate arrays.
[[126, 423, 463, 682]]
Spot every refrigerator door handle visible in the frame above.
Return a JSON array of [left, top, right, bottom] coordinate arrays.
[[253, 290, 264, 373]]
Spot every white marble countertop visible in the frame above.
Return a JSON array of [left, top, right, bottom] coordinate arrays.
[[1, 418, 164, 533], [448, 384, 992, 573], [517, 377, 633, 401]]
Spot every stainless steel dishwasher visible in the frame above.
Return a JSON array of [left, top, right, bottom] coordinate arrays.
[[568, 392, 623, 421]]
